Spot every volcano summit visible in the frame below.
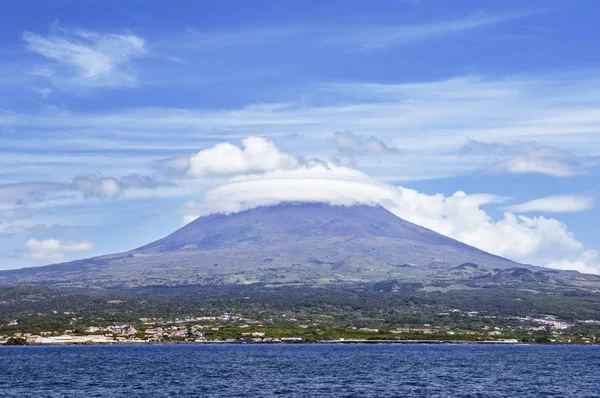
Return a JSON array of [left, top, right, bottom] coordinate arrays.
[[0, 203, 598, 290]]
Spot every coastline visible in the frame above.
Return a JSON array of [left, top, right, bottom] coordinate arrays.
[[2, 339, 596, 347]]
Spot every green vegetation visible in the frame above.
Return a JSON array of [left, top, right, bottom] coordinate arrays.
[[0, 284, 599, 344]]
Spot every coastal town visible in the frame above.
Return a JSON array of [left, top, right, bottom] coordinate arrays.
[[2, 308, 599, 345]]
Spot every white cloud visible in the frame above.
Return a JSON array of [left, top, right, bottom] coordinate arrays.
[[198, 164, 392, 215], [329, 10, 539, 50], [24, 238, 94, 264], [0, 175, 163, 208], [0, 208, 33, 237], [182, 213, 200, 225], [23, 28, 146, 88], [154, 11, 529, 57], [180, 138, 599, 274], [505, 195, 595, 213], [547, 260, 597, 275], [0, 182, 67, 205], [166, 136, 300, 178], [71, 176, 122, 199], [547, 250, 599, 274], [461, 139, 586, 177], [499, 152, 583, 177], [69, 174, 163, 199], [4, 73, 600, 182], [335, 131, 399, 155]]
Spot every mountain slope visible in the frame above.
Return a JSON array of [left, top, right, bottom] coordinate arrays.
[[0, 203, 597, 289]]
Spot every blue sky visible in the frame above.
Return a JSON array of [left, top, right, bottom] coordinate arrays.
[[1, 0, 600, 273]]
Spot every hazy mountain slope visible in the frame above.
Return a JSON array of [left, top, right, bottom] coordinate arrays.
[[0, 203, 596, 290]]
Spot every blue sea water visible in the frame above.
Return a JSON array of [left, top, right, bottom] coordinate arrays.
[[0, 344, 599, 397]]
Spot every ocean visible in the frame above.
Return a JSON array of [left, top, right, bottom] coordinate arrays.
[[0, 344, 598, 397]]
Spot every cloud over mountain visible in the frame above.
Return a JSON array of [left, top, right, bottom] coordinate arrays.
[[180, 137, 598, 274]]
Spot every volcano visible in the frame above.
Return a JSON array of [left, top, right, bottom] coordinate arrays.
[[0, 203, 597, 289]]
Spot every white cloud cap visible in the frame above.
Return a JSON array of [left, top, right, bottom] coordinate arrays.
[[182, 137, 599, 274]]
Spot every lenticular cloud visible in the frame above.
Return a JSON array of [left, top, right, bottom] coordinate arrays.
[[181, 138, 598, 274]]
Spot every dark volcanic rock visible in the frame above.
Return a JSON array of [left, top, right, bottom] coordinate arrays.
[[0, 202, 592, 289]]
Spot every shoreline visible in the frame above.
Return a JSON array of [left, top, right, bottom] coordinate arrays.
[[2, 339, 597, 347]]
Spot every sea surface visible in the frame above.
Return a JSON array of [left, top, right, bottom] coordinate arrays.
[[0, 344, 599, 397]]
